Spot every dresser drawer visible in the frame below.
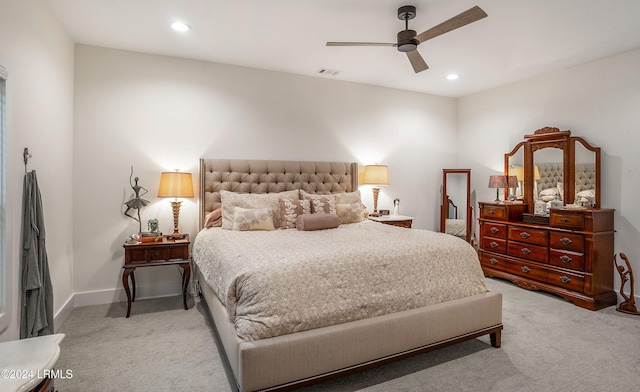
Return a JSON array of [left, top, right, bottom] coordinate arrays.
[[508, 226, 548, 246], [549, 232, 585, 252], [549, 249, 585, 271], [506, 259, 548, 282], [482, 205, 506, 221], [550, 210, 584, 230], [548, 270, 585, 293], [480, 253, 508, 272], [483, 222, 507, 239], [508, 241, 548, 263], [482, 237, 507, 254]]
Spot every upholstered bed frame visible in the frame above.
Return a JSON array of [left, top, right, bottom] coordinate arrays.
[[196, 158, 503, 392]]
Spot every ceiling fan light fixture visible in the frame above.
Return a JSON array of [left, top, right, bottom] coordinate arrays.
[[397, 29, 418, 52]]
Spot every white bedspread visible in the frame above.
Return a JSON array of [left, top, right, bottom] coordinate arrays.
[[193, 220, 487, 341]]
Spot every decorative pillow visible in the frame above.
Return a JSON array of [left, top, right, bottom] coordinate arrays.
[[336, 203, 365, 224], [278, 197, 311, 229], [231, 207, 275, 231], [296, 213, 340, 231], [311, 196, 336, 214], [204, 208, 222, 228], [220, 189, 299, 230], [539, 187, 559, 202], [576, 189, 596, 198], [334, 190, 361, 204], [299, 190, 337, 214]]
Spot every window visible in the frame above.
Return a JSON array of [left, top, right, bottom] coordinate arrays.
[[0, 64, 7, 332]]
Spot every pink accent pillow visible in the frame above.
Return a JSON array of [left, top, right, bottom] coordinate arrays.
[[296, 213, 340, 231], [204, 208, 222, 228]]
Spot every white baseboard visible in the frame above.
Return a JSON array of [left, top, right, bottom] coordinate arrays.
[[54, 282, 188, 330]]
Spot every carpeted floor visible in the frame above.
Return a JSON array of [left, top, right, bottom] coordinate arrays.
[[55, 278, 640, 391]]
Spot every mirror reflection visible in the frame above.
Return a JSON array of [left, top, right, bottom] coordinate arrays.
[[533, 147, 564, 203], [574, 140, 597, 206], [507, 144, 525, 199], [441, 170, 471, 242]]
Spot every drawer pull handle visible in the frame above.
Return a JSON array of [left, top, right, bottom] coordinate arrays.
[[560, 255, 572, 263], [521, 248, 532, 255], [560, 237, 573, 245], [560, 276, 571, 283], [490, 227, 499, 234], [520, 232, 531, 239], [521, 266, 531, 273], [489, 210, 496, 215], [490, 241, 499, 248], [560, 218, 571, 223], [490, 258, 498, 265]]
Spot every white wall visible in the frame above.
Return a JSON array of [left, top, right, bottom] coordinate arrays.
[[458, 48, 640, 299], [0, 0, 75, 341], [72, 45, 458, 304]]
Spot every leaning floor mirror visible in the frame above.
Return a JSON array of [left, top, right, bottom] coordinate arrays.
[[441, 169, 472, 243]]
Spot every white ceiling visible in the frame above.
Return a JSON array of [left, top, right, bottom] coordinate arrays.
[[44, 0, 640, 97]]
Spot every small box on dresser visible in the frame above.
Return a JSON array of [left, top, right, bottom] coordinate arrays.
[[478, 202, 616, 310]]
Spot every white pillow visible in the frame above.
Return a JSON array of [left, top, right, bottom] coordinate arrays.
[[231, 207, 275, 231], [576, 189, 596, 198], [336, 203, 364, 224], [220, 189, 299, 230], [539, 187, 559, 202]]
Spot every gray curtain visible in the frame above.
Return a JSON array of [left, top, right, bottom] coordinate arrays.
[[21, 170, 53, 338]]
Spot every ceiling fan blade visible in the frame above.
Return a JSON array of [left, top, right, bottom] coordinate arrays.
[[415, 6, 487, 43], [326, 42, 395, 47], [406, 50, 428, 73]]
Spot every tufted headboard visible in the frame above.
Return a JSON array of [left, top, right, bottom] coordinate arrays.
[[574, 163, 596, 193], [199, 159, 358, 229], [536, 162, 564, 192]]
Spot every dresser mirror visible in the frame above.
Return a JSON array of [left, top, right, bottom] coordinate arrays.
[[505, 142, 525, 199], [441, 169, 472, 242], [504, 127, 601, 213]]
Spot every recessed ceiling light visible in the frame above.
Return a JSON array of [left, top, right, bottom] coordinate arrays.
[[171, 22, 191, 32], [446, 73, 460, 80]]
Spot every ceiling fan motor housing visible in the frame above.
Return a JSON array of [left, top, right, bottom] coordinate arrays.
[[397, 29, 418, 52]]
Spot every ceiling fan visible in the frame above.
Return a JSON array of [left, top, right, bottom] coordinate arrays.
[[326, 5, 488, 73]]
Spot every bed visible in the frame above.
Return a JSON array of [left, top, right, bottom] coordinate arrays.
[[192, 159, 503, 392]]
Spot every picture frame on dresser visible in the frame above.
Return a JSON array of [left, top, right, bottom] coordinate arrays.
[[479, 127, 615, 310]]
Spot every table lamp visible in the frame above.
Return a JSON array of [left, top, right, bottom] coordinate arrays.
[[488, 175, 508, 202], [158, 170, 194, 239], [362, 165, 389, 216]]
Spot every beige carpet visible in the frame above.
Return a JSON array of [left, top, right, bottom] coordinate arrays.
[[55, 278, 640, 391]]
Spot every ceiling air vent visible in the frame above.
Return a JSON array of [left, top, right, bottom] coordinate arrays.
[[317, 68, 341, 76]]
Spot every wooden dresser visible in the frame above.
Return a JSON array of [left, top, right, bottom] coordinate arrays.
[[478, 202, 616, 310]]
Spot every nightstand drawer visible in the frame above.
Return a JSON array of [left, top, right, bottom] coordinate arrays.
[[483, 222, 507, 239], [508, 241, 548, 263]]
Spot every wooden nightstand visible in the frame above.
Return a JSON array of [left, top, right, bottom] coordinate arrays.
[[368, 215, 413, 228], [122, 235, 191, 318]]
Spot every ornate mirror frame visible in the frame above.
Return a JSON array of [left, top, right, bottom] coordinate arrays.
[[441, 169, 472, 242], [504, 127, 601, 213]]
